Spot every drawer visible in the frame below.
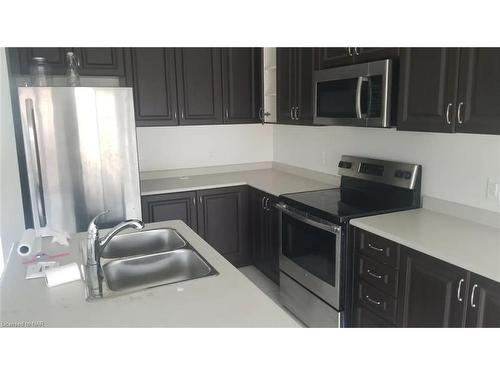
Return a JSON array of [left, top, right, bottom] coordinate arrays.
[[358, 255, 399, 297], [352, 304, 394, 328], [356, 229, 400, 268], [357, 280, 397, 324]]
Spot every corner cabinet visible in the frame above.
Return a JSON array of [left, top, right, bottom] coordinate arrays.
[[141, 185, 251, 267], [350, 227, 500, 328], [221, 48, 263, 124]]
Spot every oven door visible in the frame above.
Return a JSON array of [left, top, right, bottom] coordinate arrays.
[[313, 59, 392, 127], [277, 204, 342, 310]]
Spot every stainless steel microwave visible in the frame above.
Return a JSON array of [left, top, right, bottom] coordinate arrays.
[[313, 59, 392, 127]]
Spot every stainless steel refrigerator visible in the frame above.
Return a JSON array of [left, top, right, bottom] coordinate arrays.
[[18, 87, 141, 236]]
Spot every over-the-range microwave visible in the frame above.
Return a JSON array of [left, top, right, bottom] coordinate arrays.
[[313, 59, 392, 127]]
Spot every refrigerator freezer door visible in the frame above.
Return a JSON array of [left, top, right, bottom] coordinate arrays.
[[18, 87, 141, 235]]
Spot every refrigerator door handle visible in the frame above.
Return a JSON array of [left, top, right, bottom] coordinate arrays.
[[25, 98, 47, 227]]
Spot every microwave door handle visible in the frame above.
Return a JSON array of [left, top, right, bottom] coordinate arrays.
[[356, 76, 368, 119], [25, 98, 47, 227]]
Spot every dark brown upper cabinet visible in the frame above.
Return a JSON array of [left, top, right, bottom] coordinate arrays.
[[316, 47, 399, 69], [126, 48, 179, 127], [7, 48, 125, 76], [221, 48, 263, 124], [398, 247, 468, 327], [398, 47, 500, 135], [175, 48, 223, 125], [398, 48, 460, 133], [197, 185, 251, 267], [277, 48, 314, 125], [465, 273, 500, 327], [456, 48, 500, 135], [74, 48, 125, 76]]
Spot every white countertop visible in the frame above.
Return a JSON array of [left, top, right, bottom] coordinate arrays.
[[140, 168, 335, 197], [0, 220, 300, 327], [350, 208, 500, 283]]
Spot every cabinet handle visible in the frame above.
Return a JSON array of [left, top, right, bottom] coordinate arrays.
[[192, 197, 196, 206], [265, 197, 270, 211], [367, 269, 383, 280], [348, 47, 352, 56], [259, 107, 264, 122], [290, 107, 295, 120], [354, 47, 360, 56], [225, 108, 229, 118], [457, 278, 465, 302], [457, 102, 464, 125], [174, 111, 178, 120], [365, 295, 382, 306], [368, 243, 384, 253], [261, 196, 266, 210], [445, 103, 452, 125], [199, 196, 202, 205], [470, 284, 478, 308], [294, 107, 299, 121], [181, 110, 185, 120]]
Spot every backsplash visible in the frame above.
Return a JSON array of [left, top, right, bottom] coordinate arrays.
[[273, 124, 500, 213]]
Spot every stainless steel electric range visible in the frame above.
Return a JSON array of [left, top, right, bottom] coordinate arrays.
[[276, 155, 422, 327]]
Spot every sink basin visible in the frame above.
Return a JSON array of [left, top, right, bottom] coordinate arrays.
[[102, 248, 217, 292], [100, 228, 186, 259]]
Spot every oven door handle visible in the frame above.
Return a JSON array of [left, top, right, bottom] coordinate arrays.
[[356, 76, 368, 119], [276, 203, 341, 235]]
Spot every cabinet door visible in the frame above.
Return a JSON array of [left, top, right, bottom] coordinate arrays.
[[75, 48, 125, 76], [456, 48, 500, 135], [399, 247, 467, 327], [353, 304, 394, 327], [397, 48, 459, 133], [128, 48, 179, 127], [295, 48, 314, 124], [316, 48, 353, 69], [197, 186, 250, 267], [141, 191, 197, 231], [353, 47, 399, 64], [250, 188, 267, 273], [13, 48, 70, 75], [277, 48, 295, 124], [465, 273, 500, 327], [221, 48, 262, 124], [175, 48, 223, 125]]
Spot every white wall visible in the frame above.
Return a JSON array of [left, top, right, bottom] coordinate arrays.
[[0, 48, 25, 274], [273, 124, 500, 213], [137, 124, 273, 171]]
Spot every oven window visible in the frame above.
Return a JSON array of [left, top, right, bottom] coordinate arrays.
[[282, 214, 337, 286], [316, 78, 357, 118]]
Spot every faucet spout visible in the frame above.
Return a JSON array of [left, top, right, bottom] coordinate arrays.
[[99, 219, 145, 251]]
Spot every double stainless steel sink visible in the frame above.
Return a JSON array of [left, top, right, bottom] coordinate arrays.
[[84, 228, 218, 300]]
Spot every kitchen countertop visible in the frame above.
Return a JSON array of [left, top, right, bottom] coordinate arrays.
[[350, 208, 500, 283], [0, 220, 300, 327], [140, 168, 336, 197]]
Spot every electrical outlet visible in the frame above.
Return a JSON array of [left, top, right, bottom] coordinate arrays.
[[486, 177, 500, 201]]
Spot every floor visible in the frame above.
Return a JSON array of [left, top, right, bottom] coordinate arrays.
[[238, 265, 305, 326]]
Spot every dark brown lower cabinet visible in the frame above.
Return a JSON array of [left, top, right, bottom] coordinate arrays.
[[141, 186, 250, 267], [465, 273, 500, 327], [249, 188, 279, 284], [197, 186, 250, 267], [398, 247, 467, 327], [141, 191, 197, 232], [351, 227, 500, 328]]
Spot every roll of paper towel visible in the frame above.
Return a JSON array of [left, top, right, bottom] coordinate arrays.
[[17, 229, 36, 256], [45, 263, 82, 288]]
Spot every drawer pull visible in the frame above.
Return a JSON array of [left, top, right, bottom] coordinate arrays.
[[368, 243, 384, 253], [365, 295, 382, 306], [367, 269, 383, 280], [470, 284, 478, 308], [457, 278, 464, 302]]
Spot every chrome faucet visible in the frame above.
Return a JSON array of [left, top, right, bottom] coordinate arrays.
[[86, 210, 144, 296]]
